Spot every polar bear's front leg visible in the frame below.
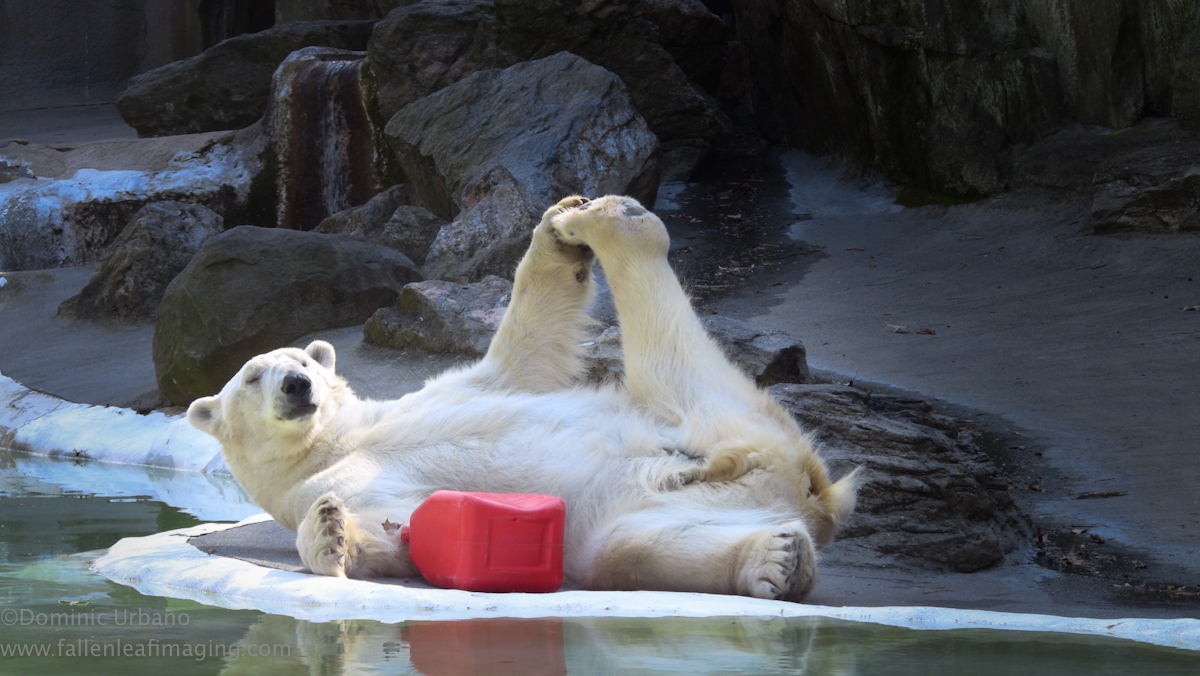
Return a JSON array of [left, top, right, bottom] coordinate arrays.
[[479, 196, 598, 392], [297, 494, 351, 577], [296, 493, 412, 579]]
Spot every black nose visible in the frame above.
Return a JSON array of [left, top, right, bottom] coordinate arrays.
[[283, 373, 311, 399]]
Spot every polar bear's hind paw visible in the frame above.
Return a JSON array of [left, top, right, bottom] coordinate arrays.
[[738, 522, 817, 602]]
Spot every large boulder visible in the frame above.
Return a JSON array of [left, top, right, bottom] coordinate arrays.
[[386, 51, 660, 220], [368, 0, 727, 180], [731, 0, 1200, 196], [117, 21, 378, 137], [387, 53, 659, 280], [770, 384, 1032, 572], [494, 0, 729, 180], [368, 0, 520, 120], [153, 226, 422, 405], [58, 202, 224, 321], [364, 275, 511, 355]]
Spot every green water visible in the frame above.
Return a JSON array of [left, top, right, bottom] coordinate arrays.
[[1, 449, 1197, 675]]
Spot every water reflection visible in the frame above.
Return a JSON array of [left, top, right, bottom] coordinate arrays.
[[1, 450, 1197, 675], [220, 614, 1200, 676]]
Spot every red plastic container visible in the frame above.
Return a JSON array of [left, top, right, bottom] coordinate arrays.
[[400, 491, 565, 593]]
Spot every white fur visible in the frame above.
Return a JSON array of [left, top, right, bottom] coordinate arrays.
[[189, 196, 857, 600]]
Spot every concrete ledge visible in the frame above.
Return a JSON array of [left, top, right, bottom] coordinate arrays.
[[0, 370, 225, 472], [91, 516, 1200, 651]]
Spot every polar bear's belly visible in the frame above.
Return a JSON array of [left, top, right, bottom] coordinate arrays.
[[360, 387, 696, 511]]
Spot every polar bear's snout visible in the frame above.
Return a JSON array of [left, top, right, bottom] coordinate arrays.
[[281, 372, 317, 420]]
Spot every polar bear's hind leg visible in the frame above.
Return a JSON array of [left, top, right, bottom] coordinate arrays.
[[587, 507, 818, 601]]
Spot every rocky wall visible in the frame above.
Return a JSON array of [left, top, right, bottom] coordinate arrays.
[[733, 0, 1200, 196]]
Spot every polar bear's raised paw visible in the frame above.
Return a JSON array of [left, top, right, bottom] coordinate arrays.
[[549, 195, 668, 257], [551, 195, 590, 215], [298, 492, 350, 578]]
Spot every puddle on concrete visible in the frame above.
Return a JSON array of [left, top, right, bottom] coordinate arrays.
[[2, 448, 1197, 673], [781, 151, 902, 231]]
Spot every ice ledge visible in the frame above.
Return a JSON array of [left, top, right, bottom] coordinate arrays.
[[92, 516, 1200, 652], [0, 370, 225, 473]]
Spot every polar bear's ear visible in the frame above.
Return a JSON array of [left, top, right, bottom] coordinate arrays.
[[305, 340, 336, 372], [188, 396, 222, 436]]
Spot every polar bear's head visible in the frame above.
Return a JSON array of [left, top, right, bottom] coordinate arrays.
[[187, 340, 344, 447]]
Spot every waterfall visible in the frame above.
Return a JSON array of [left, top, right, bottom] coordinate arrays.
[[269, 47, 386, 231]]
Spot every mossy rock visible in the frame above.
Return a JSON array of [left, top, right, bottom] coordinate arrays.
[[153, 226, 421, 405]]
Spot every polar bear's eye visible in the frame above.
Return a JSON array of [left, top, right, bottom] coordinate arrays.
[[245, 373, 262, 384]]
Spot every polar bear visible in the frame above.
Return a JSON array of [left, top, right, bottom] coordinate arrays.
[[187, 195, 857, 601]]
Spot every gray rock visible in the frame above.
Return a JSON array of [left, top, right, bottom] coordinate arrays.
[[153, 226, 422, 405], [378, 206, 448, 267], [386, 52, 660, 222], [315, 184, 412, 236], [494, 0, 729, 181], [583, 316, 812, 386], [1173, 49, 1200, 131], [369, 0, 727, 181], [581, 325, 625, 383], [1014, 119, 1200, 233], [363, 275, 512, 356], [315, 186, 448, 264], [732, 0, 1200, 197], [637, 0, 728, 93], [116, 21, 378, 137], [769, 383, 1032, 572], [368, 0, 520, 121], [0, 161, 33, 184], [420, 166, 543, 282], [701, 315, 812, 386], [1092, 174, 1200, 233], [58, 202, 224, 321]]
